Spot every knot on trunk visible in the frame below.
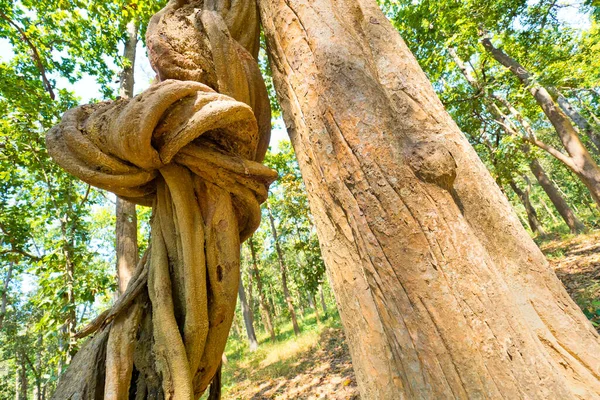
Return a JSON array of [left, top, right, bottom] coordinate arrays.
[[407, 140, 457, 191]]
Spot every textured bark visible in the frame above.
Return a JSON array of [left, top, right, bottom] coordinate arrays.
[[47, 1, 275, 398], [449, 48, 585, 233], [482, 38, 600, 207], [266, 201, 300, 336], [508, 178, 545, 236], [260, 1, 600, 398], [238, 276, 258, 350], [248, 236, 276, 342]]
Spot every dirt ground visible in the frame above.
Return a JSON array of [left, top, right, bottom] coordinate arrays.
[[223, 322, 359, 399], [224, 231, 600, 399]]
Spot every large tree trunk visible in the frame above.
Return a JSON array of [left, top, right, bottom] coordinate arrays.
[[238, 275, 259, 350], [248, 236, 276, 342], [266, 201, 300, 336], [259, 1, 600, 398], [116, 19, 139, 295], [449, 48, 585, 233], [482, 38, 600, 207], [508, 178, 546, 236]]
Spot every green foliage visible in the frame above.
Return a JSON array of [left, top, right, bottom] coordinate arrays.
[[0, 0, 164, 396], [380, 0, 600, 232]]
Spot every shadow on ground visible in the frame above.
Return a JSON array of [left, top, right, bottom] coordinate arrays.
[[222, 319, 358, 400], [541, 230, 600, 329]]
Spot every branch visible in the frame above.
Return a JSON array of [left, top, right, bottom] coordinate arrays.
[[0, 11, 56, 100], [528, 137, 578, 171]]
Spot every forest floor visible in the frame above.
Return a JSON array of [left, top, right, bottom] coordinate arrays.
[[220, 230, 600, 399]]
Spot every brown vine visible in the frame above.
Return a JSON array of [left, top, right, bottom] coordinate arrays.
[[47, 1, 275, 398]]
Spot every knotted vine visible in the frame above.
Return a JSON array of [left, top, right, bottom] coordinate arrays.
[[47, 1, 275, 398]]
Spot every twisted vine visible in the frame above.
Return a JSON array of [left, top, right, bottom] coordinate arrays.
[[47, 1, 275, 398]]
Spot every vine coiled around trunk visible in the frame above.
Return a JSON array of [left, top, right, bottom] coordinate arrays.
[[47, 1, 274, 399]]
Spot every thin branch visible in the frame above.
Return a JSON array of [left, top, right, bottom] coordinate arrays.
[[0, 11, 56, 100]]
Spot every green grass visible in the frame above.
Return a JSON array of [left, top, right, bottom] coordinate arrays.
[[219, 310, 343, 395]]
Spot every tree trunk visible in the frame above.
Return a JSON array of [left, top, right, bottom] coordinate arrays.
[[260, 1, 600, 398], [311, 293, 321, 323], [116, 19, 139, 295], [529, 159, 586, 233], [248, 236, 276, 342], [552, 89, 600, 154], [266, 201, 300, 336], [238, 276, 259, 351], [48, 2, 276, 398], [449, 48, 585, 233], [0, 261, 13, 329], [482, 38, 600, 207], [319, 285, 327, 318], [508, 178, 546, 236]]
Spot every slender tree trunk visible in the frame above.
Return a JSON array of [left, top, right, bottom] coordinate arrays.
[[238, 277, 259, 351], [260, 1, 600, 398], [115, 19, 139, 295], [0, 261, 13, 329], [319, 285, 328, 318], [449, 48, 585, 233], [266, 201, 300, 336], [529, 159, 586, 233], [551, 89, 600, 154], [17, 355, 27, 400], [248, 237, 276, 342], [508, 178, 546, 236], [312, 293, 321, 323], [482, 38, 600, 207]]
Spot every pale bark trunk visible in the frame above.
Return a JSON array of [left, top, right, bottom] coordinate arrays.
[[260, 1, 600, 398], [248, 236, 276, 342], [530, 159, 586, 233], [115, 19, 139, 295], [238, 277, 258, 350], [266, 201, 300, 336], [508, 178, 546, 236], [552, 89, 600, 154], [482, 38, 600, 207], [449, 48, 585, 233]]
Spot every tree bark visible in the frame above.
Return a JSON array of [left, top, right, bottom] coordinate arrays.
[[0, 261, 13, 329], [482, 38, 600, 207], [248, 236, 276, 342], [238, 275, 259, 351], [18, 355, 28, 400], [319, 285, 327, 318], [529, 158, 586, 233], [552, 89, 600, 154], [116, 19, 139, 295], [260, 1, 600, 398], [508, 178, 546, 236], [449, 48, 585, 233], [266, 201, 300, 336]]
